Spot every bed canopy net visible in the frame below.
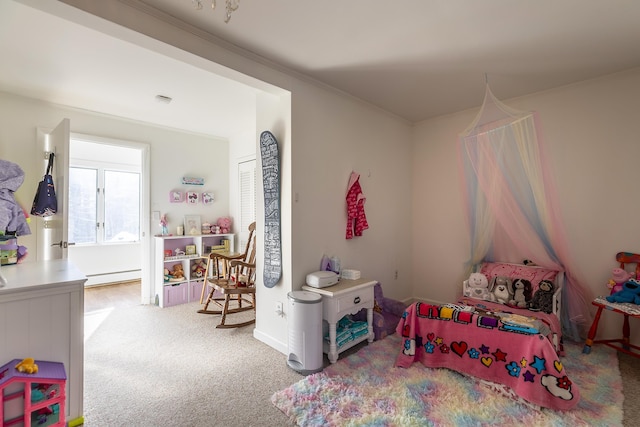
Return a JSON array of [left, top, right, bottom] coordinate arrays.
[[458, 84, 592, 341]]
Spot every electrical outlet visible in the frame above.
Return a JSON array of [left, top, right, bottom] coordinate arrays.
[[275, 301, 283, 316]]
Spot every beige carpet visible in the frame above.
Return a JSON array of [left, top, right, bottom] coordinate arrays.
[[84, 302, 301, 426], [619, 352, 640, 426], [84, 300, 640, 426]]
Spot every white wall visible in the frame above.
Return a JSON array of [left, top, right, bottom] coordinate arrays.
[[412, 67, 640, 342], [0, 91, 230, 302]]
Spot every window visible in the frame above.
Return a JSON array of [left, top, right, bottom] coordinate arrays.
[[68, 167, 97, 244], [69, 139, 142, 245]]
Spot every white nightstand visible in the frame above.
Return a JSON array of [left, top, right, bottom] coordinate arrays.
[[302, 278, 376, 363]]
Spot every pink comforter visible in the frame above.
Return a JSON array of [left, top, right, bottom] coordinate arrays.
[[395, 302, 580, 410]]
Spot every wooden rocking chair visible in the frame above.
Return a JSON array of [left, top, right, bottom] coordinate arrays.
[[197, 222, 256, 328]]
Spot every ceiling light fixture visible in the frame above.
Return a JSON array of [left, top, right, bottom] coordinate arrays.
[[155, 94, 173, 104], [192, 0, 239, 23]]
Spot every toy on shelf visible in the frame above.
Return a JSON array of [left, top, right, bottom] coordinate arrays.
[[15, 357, 38, 374], [191, 259, 207, 279], [160, 214, 169, 236], [170, 264, 184, 280], [216, 217, 232, 234]]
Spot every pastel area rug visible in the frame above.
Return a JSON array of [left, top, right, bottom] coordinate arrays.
[[271, 334, 623, 426]]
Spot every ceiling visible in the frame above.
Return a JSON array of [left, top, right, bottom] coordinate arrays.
[[1, 0, 640, 138]]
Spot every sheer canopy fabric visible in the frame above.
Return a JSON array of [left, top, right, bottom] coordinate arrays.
[[458, 85, 592, 341]]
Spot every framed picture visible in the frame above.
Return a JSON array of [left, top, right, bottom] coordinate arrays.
[[186, 191, 199, 204], [202, 192, 214, 205], [169, 190, 183, 203], [184, 215, 201, 236], [185, 244, 197, 255], [182, 176, 204, 186]]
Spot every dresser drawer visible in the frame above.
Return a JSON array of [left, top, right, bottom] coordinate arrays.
[[322, 286, 374, 319], [336, 289, 372, 312]]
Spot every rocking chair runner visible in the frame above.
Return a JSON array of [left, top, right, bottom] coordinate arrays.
[[197, 222, 256, 328]]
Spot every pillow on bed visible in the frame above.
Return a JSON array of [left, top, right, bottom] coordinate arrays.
[[479, 262, 558, 292]]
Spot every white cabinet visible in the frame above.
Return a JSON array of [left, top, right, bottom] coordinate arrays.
[[0, 259, 86, 425], [302, 279, 376, 363], [154, 234, 234, 308]]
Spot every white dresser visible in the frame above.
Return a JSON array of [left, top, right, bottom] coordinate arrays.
[[0, 260, 86, 425], [302, 278, 376, 363]]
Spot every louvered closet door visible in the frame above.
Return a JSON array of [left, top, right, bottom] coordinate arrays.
[[238, 159, 256, 251]]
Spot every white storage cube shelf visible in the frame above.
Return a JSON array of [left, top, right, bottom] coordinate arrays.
[[154, 235, 234, 308]]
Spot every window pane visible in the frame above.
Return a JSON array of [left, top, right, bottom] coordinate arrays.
[[104, 171, 140, 242], [69, 167, 97, 244]]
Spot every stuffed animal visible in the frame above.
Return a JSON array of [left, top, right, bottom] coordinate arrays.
[[171, 264, 185, 279], [15, 357, 38, 374], [606, 279, 640, 304], [463, 272, 491, 300], [489, 276, 513, 304], [607, 268, 633, 295], [530, 279, 555, 313], [217, 216, 232, 234], [509, 278, 533, 308], [191, 259, 207, 278]]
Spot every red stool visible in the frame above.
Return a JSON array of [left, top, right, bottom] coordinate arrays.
[[583, 297, 640, 357]]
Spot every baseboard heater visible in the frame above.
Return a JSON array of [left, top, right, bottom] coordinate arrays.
[[85, 269, 141, 287]]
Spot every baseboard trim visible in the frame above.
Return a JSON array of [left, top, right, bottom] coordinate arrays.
[[253, 328, 287, 355]]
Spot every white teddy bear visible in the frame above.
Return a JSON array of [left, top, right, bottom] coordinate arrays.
[[463, 272, 491, 301]]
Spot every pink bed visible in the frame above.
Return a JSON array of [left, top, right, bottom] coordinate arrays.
[[395, 302, 579, 410], [394, 261, 576, 410]]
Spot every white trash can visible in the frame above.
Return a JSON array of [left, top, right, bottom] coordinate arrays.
[[287, 291, 323, 374]]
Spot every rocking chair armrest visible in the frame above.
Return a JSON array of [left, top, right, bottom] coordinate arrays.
[[229, 260, 256, 269], [209, 252, 244, 262]]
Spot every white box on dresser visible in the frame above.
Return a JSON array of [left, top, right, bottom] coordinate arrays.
[[302, 278, 376, 363]]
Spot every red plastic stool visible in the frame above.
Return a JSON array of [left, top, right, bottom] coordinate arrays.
[[583, 297, 640, 358]]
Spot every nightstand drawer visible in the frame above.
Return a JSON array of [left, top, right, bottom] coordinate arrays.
[[335, 289, 373, 313]]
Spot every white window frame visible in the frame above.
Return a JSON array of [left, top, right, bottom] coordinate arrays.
[[69, 138, 142, 246]]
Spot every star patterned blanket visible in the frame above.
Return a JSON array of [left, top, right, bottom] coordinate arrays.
[[395, 302, 580, 410]]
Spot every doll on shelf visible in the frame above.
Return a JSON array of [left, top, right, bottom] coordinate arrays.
[[160, 214, 169, 236]]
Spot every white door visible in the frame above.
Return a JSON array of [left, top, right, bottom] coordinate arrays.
[[36, 118, 70, 260]]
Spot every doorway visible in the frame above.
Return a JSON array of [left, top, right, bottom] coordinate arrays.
[[68, 135, 151, 305]]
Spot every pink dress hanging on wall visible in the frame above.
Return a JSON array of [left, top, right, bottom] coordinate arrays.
[[346, 171, 369, 239]]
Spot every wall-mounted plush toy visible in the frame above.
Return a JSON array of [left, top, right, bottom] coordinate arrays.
[[606, 279, 640, 304], [509, 278, 533, 308], [463, 272, 491, 301], [489, 276, 513, 305], [530, 279, 555, 313], [607, 268, 633, 295], [216, 217, 232, 234]]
